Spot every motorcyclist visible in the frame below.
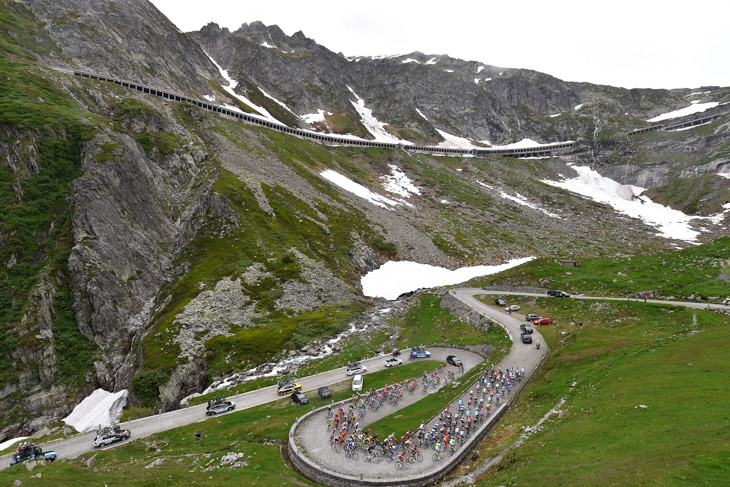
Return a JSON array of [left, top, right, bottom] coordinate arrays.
[[536, 340, 541, 349]]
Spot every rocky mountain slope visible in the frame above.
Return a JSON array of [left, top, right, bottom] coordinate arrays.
[[0, 0, 728, 441]]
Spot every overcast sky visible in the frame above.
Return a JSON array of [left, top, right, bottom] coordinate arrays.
[[150, 0, 729, 90]]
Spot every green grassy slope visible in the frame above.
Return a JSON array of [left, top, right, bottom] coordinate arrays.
[[466, 296, 729, 486], [471, 236, 730, 300]]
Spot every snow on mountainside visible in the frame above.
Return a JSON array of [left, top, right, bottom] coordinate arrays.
[[542, 165, 729, 243], [647, 101, 719, 122]]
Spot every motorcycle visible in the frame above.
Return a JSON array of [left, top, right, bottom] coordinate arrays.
[[535, 341, 541, 350], [392, 348, 401, 357]]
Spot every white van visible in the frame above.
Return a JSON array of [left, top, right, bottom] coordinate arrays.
[[352, 374, 363, 392]]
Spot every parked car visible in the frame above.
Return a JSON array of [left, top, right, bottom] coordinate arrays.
[[547, 290, 570, 297], [495, 298, 506, 306], [352, 374, 364, 392], [521, 332, 533, 344], [520, 324, 534, 334], [534, 317, 553, 325], [291, 391, 309, 405], [385, 357, 402, 367], [446, 355, 462, 367], [409, 349, 431, 359], [277, 378, 302, 395], [525, 313, 540, 321], [505, 304, 521, 312], [317, 386, 331, 399], [346, 361, 367, 376]]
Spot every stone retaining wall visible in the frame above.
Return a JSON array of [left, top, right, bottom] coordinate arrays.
[[440, 292, 495, 330]]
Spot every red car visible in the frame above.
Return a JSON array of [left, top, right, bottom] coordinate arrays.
[[533, 317, 553, 325]]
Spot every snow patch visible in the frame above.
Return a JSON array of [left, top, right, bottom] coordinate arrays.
[[203, 95, 215, 102], [477, 66, 485, 73], [361, 257, 535, 300], [425, 57, 438, 65], [435, 129, 480, 150], [647, 102, 719, 122], [718, 172, 730, 179], [347, 86, 402, 142], [479, 182, 558, 218], [261, 42, 276, 49], [0, 436, 29, 451], [490, 138, 572, 150], [63, 389, 128, 433], [416, 108, 429, 120], [302, 109, 328, 124], [549, 113, 562, 118], [205, 52, 279, 123], [260, 88, 297, 115], [321, 170, 400, 209], [474, 78, 480, 84], [381, 164, 421, 198], [483, 78, 492, 82], [402, 58, 420, 64], [444, 69, 454, 73], [574, 103, 584, 110], [542, 165, 703, 242]]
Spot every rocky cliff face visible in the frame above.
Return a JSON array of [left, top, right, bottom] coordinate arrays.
[[20, 0, 225, 94]]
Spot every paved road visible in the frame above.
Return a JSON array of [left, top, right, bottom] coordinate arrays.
[[0, 347, 479, 469], [292, 288, 546, 480], [4, 288, 719, 469], [481, 289, 730, 311]]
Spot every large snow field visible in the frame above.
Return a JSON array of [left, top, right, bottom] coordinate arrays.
[[361, 257, 535, 300], [541, 165, 727, 243], [63, 389, 129, 433], [647, 101, 719, 122]]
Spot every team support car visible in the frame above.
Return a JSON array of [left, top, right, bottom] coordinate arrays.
[[317, 386, 331, 399], [277, 378, 302, 395], [525, 313, 540, 321], [520, 324, 534, 334], [205, 396, 235, 415], [93, 424, 131, 446], [533, 317, 553, 325], [409, 349, 431, 359], [547, 290, 570, 297], [446, 355, 462, 367], [521, 332, 533, 344], [291, 391, 309, 405], [505, 304, 521, 312], [494, 298, 507, 306], [385, 357, 402, 367], [346, 361, 368, 376], [9, 443, 57, 466], [352, 374, 364, 392]]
